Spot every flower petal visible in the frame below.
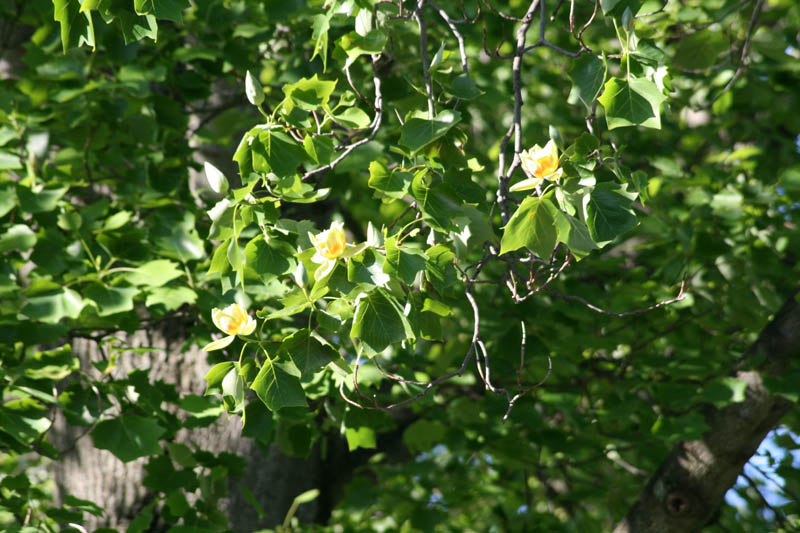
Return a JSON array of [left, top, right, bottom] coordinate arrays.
[[241, 316, 257, 336], [202, 335, 236, 352], [509, 176, 545, 192]]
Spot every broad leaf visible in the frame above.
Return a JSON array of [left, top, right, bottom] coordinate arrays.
[[598, 77, 666, 130], [368, 161, 411, 199], [583, 183, 637, 244], [568, 54, 607, 105], [23, 288, 84, 323], [350, 290, 415, 355], [126, 260, 183, 287], [674, 30, 729, 70], [384, 237, 427, 285], [277, 329, 341, 377], [400, 110, 461, 154], [282, 74, 337, 112], [554, 211, 599, 260], [500, 197, 558, 259], [90, 415, 166, 462], [0, 224, 36, 253], [251, 358, 307, 411], [83, 284, 138, 316]]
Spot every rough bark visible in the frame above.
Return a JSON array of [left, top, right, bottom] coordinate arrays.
[[613, 294, 800, 533], [52, 319, 321, 531]]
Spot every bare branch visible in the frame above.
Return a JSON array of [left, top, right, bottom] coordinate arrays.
[[415, 0, 437, 119], [301, 56, 383, 182], [715, 0, 765, 100], [549, 280, 686, 317], [428, 0, 471, 75]]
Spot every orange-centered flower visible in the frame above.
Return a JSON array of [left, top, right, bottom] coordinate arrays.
[[510, 139, 564, 192], [311, 221, 347, 261], [211, 303, 256, 336]]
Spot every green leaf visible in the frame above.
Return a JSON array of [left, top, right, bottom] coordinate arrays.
[[410, 171, 460, 231], [673, 30, 729, 70], [277, 329, 340, 377], [601, 0, 621, 14], [62, 495, 104, 517], [133, 0, 189, 23], [145, 286, 196, 311], [449, 74, 483, 100], [0, 224, 37, 253], [83, 284, 138, 316], [283, 75, 337, 112], [16, 185, 68, 214], [152, 211, 205, 262], [384, 237, 427, 285], [0, 184, 15, 217], [311, 13, 332, 71], [500, 197, 558, 259], [205, 361, 236, 393], [403, 419, 446, 453], [347, 248, 390, 288], [368, 161, 411, 199], [115, 10, 158, 44], [350, 289, 415, 355], [127, 503, 154, 533], [222, 365, 245, 409], [303, 135, 335, 165], [0, 402, 51, 446], [554, 211, 599, 260], [583, 183, 638, 244], [243, 235, 296, 282], [0, 150, 23, 169], [90, 414, 166, 462], [251, 358, 307, 411], [252, 129, 308, 178], [598, 77, 666, 130], [53, 0, 95, 52], [334, 107, 371, 129], [340, 29, 387, 68], [400, 110, 461, 154], [126, 259, 183, 287], [425, 244, 457, 291], [568, 54, 607, 105], [23, 344, 78, 380], [345, 426, 377, 451], [23, 288, 84, 323]]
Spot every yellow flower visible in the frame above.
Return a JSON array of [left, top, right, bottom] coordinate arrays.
[[510, 139, 564, 192], [310, 221, 347, 262], [211, 303, 256, 336]]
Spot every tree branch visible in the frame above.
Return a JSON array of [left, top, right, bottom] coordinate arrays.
[[613, 291, 800, 532]]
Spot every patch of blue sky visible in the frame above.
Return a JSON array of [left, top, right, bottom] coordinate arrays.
[[725, 427, 800, 516]]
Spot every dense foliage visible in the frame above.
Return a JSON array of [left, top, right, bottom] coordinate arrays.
[[1, 0, 799, 531]]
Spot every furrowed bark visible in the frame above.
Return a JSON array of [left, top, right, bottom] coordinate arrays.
[[613, 293, 799, 533]]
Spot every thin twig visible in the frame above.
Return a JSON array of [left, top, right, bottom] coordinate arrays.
[[428, 0, 471, 76], [415, 0, 437, 119], [548, 280, 687, 317], [302, 55, 383, 181], [715, 0, 765, 100]]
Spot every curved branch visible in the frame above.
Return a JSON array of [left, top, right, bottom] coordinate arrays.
[[613, 291, 800, 532]]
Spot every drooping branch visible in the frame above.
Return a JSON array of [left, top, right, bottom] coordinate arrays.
[[613, 292, 800, 533]]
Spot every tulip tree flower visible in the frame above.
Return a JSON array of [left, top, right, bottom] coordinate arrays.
[[509, 139, 563, 192], [203, 303, 256, 351], [308, 221, 365, 281]]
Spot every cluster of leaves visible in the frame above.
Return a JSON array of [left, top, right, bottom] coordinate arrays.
[[1, 0, 799, 531]]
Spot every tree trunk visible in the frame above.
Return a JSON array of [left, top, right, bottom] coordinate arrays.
[[613, 293, 800, 533], [52, 319, 321, 531]]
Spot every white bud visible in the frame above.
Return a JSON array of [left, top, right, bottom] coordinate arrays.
[[245, 70, 264, 106], [203, 161, 228, 194]]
